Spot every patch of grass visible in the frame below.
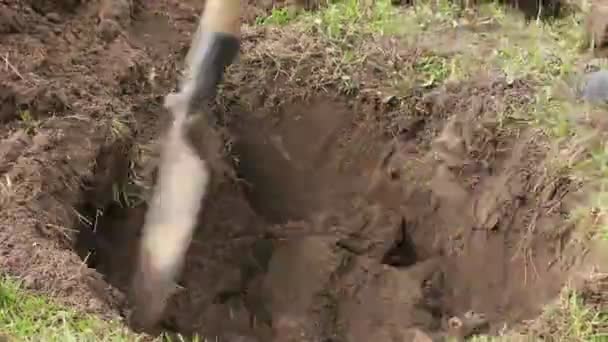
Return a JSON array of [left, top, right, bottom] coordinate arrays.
[[0, 277, 141, 341], [544, 288, 608, 340], [298, 0, 401, 39], [497, 13, 608, 243], [409, 0, 461, 30], [491, 29, 577, 83], [235, 0, 463, 106], [0, 277, 207, 341], [530, 87, 575, 139], [446, 53, 476, 82], [18, 109, 40, 134], [110, 116, 132, 142], [414, 55, 450, 87], [256, 7, 299, 26], [471, 284, 608, 341]]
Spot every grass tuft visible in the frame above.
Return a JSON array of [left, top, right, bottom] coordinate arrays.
[[18, 109, 40, 134], [413, 54, 450, 87], [256, 7, 299, 26], [0, 277, 141, 341]]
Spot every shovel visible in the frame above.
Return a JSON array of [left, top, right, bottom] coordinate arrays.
[[129, 0, 241, 330]]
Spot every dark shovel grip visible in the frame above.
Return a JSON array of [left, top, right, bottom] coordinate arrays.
[[186, 32, 240, 114]]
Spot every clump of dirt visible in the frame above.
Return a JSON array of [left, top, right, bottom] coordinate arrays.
[[0, 1, 596, 342]]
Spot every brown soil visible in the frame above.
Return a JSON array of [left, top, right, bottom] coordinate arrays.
[[0, 0, 596, 341]]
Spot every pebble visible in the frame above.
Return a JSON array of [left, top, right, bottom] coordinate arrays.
[[46, 12, 61, 23]]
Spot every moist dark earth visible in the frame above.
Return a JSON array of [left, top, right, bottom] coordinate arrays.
[[0, 0, 599, 341]]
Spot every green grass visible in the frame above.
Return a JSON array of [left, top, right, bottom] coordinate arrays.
[[256, 7, 299, 26], [468, 286, 608, 341], [413, 55, 450, 87], [18, 109, 40, 134], [544, 289, 608, 340], [0, 277, 142, 341], [0, 277, 206, 341], [257, 0, 402, 39]]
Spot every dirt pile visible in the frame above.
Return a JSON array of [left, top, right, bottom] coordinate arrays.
[[0, 0, 595, 341]]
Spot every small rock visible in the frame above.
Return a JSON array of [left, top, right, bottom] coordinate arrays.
[[582, 70, 608, 104], [46, 12, 61, 23]]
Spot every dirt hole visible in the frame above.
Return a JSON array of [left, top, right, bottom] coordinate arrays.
[[70, 77, 584, 341]]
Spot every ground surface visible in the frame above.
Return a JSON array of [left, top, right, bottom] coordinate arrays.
[[1, 0, 608, 341]]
